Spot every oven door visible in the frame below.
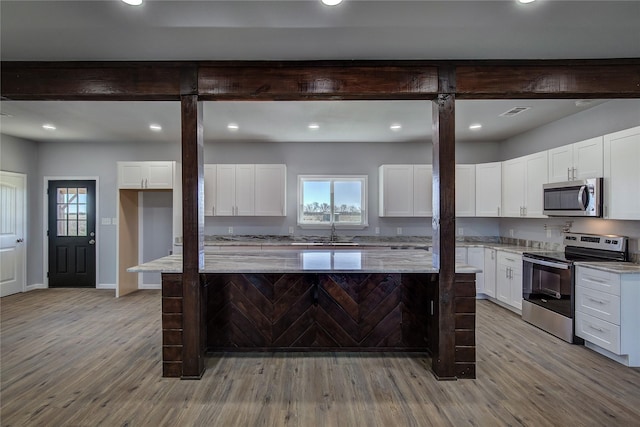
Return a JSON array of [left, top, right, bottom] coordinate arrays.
[[522, 256, 573, 318]]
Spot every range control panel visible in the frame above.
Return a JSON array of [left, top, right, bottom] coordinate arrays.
[[564, 232, 627, 252]]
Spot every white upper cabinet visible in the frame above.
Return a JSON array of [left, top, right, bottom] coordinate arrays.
[[502, 152, 548, 218], [413, 165, 433, 217], [455, 165, 476, 217], [379, 165, 414, 217], [379, 164, 433, 217], [208, 164, 286, 217], [502, 157, 527, 217], [603, 126, 640, 220], [118, 161, 174, 189], [524, 151, 548, 217], [215, 164, 255, 216], [254, 164, 287, 216], [548, 136, 603, 183], [204, 164, 216, 216], [475, 162, 502, 217], [234, 164, 256, 216]]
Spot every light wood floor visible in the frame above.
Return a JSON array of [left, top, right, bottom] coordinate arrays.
[[2, 289, 639, 426]]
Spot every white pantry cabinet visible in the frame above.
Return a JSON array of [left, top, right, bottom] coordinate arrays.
[[379, 165, 432, 217], [118, 161, 174, 190], [496, 251, 523, 311], [475, 162, 502, 217], [204, 164, 216, 216], [455, 165, 476, 217], [548, 136, 603, 183], [603, 126, 640, 220], [575, 266, 640, 367], [254, 164, 287, 216], [502, 152, 548, 218], [216, 164, 255, 216]]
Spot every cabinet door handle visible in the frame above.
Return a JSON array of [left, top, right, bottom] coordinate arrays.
[[141, 179, 144, 188], [588, 324, 605, 333], [573, 167, 577, 180], [587, 297, 606, 305], [523, 206, 527, 216], [145, 178, 148, 188], [497, 206, 500, 216], [568, 167, 572, 181]]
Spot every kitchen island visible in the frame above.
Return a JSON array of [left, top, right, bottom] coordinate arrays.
[[129, 249, 480, 380]]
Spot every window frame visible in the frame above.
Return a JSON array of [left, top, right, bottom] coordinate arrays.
[[297, 174, 368, 229]]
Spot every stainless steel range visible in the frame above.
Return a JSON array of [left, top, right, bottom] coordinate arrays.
[[522, 232, 628, 343]]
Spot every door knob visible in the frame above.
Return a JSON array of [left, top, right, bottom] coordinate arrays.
[[89, 239, 96, 245], [16, 238, 24, 243]]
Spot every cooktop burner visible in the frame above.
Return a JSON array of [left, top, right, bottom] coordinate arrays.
[[523, 232, 629, 264]]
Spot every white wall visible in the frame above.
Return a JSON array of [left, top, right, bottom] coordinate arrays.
[[204, 139, 502, 238], [32, 139, 180, 286], [1, 134, 41, 286]]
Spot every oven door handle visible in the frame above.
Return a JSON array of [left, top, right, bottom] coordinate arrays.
[[523, 257, 571, 270]]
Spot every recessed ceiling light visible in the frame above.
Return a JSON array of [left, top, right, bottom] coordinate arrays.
[[122, 0, 143, 5], [227, 123, 239, 131], [321, 0, 343, 6], [469, 124, 483, 130], [149, 124, 162, 131], [390, 124, 402, 131], [42, 124, 56, 130], [517, 0, 536, 4], [308, 123, 320, 130]]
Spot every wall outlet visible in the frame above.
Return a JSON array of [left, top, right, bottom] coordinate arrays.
[[101, 217, 111, 225], [111, 217, 118, 225], [228, 226, 233, 234], [396, 227, 402, 235], [509, 229, 515, 238], [288, 226, 294, 235], [375, 227, 380, 235], [458, 227, 464, 236]]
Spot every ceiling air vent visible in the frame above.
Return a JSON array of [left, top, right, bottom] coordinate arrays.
[[499, 106, 531, 117]]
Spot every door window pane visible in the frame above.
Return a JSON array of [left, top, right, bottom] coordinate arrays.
[[56, 187, 88, 236]]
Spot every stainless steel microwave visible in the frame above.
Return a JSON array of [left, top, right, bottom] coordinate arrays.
[[543, 178, 603, 217]]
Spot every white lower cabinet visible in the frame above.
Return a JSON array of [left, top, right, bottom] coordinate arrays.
[[496, 251, 523, 311], [466, 247, 485, 297], [482, 248, 497, 298], [575, 266, 640, 367]]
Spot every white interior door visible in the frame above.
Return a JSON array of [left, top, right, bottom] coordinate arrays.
[[0, 171, 26, 297]]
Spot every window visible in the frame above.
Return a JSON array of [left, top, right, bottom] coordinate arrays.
[[298, 175, 368, 228]]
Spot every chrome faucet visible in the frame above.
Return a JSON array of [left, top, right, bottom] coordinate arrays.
[[330, 223, 337, 242]]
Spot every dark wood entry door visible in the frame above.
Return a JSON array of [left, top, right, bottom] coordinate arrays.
[[48, 180, 96, 288]]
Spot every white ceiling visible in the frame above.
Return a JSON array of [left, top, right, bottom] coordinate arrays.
[[0, 99, 607, 143], [0, 1, 636, 144]]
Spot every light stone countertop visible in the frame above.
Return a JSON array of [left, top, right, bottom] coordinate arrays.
[[574, 261, 640, 275], [128, 249, 482, 274]]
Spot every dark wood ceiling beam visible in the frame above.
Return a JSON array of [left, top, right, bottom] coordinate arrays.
[[4, 60, 638, 101], [197, 64, 439, 100], [0, 62, 191, 100], [456, 63, 640, 99]]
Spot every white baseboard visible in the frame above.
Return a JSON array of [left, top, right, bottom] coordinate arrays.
[[97, 283, 116, 290], [26, 283, 47, 291], [138, 283, 161, 290]]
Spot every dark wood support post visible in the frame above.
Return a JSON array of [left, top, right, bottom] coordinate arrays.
[[431, 66, 457, 380], [180, 94, 205, 379]]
